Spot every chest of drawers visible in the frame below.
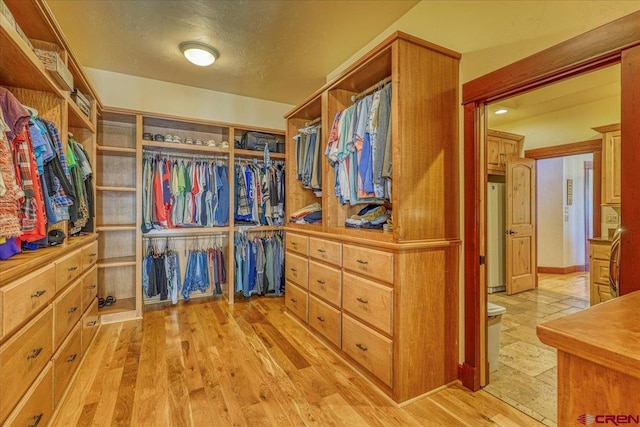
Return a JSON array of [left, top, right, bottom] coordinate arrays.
[[0, 236, 100, 424], [285, 231, 459, 403]]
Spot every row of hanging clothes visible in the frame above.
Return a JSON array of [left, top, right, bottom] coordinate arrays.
[[142, 236, 227, 304], [141, 151, 229, 233], [234, 229, 285, 297], [293, 119, 322, 196], [234, 157, 285, 226], [0, 87, 94, 260], [325, 78, 392, 206]]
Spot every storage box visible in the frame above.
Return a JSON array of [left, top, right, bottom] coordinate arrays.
[[14, 23, 33, 50], [32, 39, 73, 91], [72, 89, 91, 117]]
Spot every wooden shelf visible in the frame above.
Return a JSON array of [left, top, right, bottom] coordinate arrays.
[[142, 227, 231, 238], [97, 145, 137, 157], [235, 148, 285, 160], [0, 14, 64, 96], [67, 98, 95, 132], [96, 224, 137, 232], [142, 141, 230, 156], [234, 225, 285, 232], [97, 256, 136, 268], [96, 186, 136, 192], [98, 297, 136, 315], [144, 291, 224, 305]]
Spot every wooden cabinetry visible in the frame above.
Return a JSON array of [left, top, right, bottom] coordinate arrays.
[[589, 238, 613, 305], [594, 124, 621, 206], [486, 129, 524, 175], [283, 32, 460, 403], [0, 236, 100, 424]]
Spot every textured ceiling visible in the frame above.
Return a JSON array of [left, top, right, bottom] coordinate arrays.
[[46, 0, 419, 104]]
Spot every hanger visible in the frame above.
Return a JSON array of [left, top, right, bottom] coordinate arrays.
[[22, 104, 38, 117]]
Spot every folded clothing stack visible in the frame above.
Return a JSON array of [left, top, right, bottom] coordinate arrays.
[[345, 204, 389, 229], [290, 202, 322, 224]]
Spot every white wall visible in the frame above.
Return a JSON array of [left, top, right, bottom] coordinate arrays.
[[563, 154, 592, 267], [537, 158, 564, 268], [85, 68, 292, 130], [492, 96, 620, 151]]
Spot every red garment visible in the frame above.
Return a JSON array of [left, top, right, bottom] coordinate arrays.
[[14, 127, 46, 242], [152, 158, 167, 227]]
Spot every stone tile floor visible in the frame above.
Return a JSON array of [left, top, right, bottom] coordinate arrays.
[[484, 272, 590, 426]]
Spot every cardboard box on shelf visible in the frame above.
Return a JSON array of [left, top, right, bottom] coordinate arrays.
[[31, 39, 73, 91]]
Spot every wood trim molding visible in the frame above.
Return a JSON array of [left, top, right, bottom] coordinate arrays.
[[538, 265, 587, 274], [524, 139, 602, 160], [620, 45, 640, 295], [461, 11, 640, 392], [592, 123, 621, 134], [463, 11, 640, 104]]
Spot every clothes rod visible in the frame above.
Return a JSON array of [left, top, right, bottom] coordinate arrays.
[[143, 151, 228, 161], [351, 76, 392, 102], [305, 117, 321, 126], [143, 234, 228, 240]]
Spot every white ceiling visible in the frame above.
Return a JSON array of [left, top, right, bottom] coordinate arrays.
[[46, 0, 419, 104]]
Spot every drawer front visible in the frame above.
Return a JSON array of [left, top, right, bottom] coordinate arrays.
[[81, 240, 99, 269], [82, 266, 98, 313], [342, 244, 394, 284], [286, 233, 308, 256], [308, 295, 341, 348], [55, 249, 83, 292], [285, 252, 308, 289], [82, 298, 100, 355], [309, 237, 342, 266], [54, 279, 82, 349], [592, 259, 610, 285], [1, 264, 55, 339], [342, 272, 393, 335], [0, 306, 53, 422], [285, 282, 308, 323], [308, 261, 341, 307], [597, 284, 613, 303], [53, 322, 82, 405], [2, 362, 53, 427], [591, 242, 611, 261], [342, 314, 393, 387]]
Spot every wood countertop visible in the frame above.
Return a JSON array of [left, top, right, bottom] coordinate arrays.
[[537, 291, 640, 379]]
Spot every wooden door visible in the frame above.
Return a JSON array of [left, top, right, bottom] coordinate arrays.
[[487, 135, 502, 172], [604, 130, 621, 204], [505, 157, 536, 294]]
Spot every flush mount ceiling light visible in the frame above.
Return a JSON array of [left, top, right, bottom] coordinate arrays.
[[180, 42, 220, 66], [495, 108, 508, 115]]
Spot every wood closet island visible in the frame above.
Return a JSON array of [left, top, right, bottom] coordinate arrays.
[[284, 31, 461, 404]]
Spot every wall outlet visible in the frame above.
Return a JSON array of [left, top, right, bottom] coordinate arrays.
[[606, 213, 619, 224]]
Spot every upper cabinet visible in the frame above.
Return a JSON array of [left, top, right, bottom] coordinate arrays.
[[594, 124, 621, 206], [285, 32, 461, 243], [486, 129, 524, 175]]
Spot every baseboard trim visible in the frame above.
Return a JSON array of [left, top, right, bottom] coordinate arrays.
[[538, 265, 586, 274], [458, 363, 480, 391]]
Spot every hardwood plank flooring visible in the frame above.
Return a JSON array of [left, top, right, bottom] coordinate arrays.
[[54, 297, 543, 426]]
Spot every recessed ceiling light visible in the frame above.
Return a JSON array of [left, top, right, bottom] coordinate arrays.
[[180, 42, 220, 66], [495, 109, 508, 115]]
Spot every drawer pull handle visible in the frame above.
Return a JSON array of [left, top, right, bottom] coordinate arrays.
[[356, 259, 369, 265], [317, 248, 326, 253], [69, 266, 78, 272], [66, 353, 78, 363], [291, 242, 298, 246], [89, 252, 97, 256], [27, 347, 43, 359], [31, 290, 46, 298], [89, 284, 97, 289], [29, 413, 43, 427], [68, 306, 78, 314], [357, 297, 369, 304], [290, 298, 297, 303], [317, 316, 325, 322], [87, 321, 97, 326], [290, 268, 297, 272], [317, 280, 325, 285], [356, 343, 368, 352]]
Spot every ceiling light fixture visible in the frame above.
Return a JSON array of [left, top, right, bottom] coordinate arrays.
[[180, 42, 220, 66], [495, 109, 508, 115]]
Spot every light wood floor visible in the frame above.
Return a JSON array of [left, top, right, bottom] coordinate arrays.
[[53, 297, 543, 426]]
